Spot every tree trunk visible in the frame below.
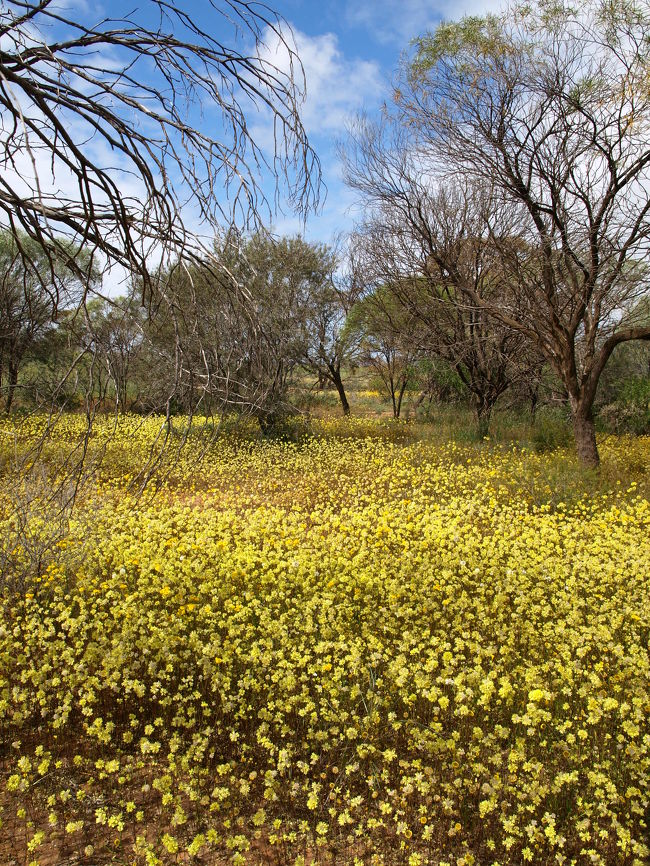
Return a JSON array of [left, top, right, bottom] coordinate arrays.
[[409, 389, 428, 419], [257, 413, 276, 436], [474, 397, 492, 438], [394, 380, 406, 418], [330, 367, 350, 416], [476, 411, 490, 438], [5, 363, 18, 412], [572, 406, 599, 468], [389, 375, 399, 418]]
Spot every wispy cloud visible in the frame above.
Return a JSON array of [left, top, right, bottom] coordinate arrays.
[[257, 26, 383, 137], [247, 25, 385, 238], [345, 0, 507, 46]]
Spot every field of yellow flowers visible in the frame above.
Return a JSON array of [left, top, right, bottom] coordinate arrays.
[[0, 415, 649, 866]]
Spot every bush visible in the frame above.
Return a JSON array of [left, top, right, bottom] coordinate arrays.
[[530, 407, 574, 452], [598, 378, 650, 436]]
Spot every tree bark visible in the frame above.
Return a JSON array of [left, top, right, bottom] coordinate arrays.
[[474, 395, 492, 438], [330, 367, 350, 416], [5, 363, 18, 412], [388, 373, 399, 418], [390, 379, 406, 419], [476, 409, 491, 438], [572, 407, 599, 468]]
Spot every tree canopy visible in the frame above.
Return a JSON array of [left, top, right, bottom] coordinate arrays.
[[389, 0, 650, 464]]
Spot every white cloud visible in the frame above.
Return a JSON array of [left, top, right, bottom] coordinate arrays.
[[346, 0, 508, 46], [246, 26, 385, 239], [49, 0, 95, 13], [257, 26, 383, 137]]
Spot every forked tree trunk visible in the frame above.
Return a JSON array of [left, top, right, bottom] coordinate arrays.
[[572, 406, 599, 468], [390, 379, 405, 419]]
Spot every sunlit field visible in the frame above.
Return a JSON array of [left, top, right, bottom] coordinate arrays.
[[1, 415, 649, 865]]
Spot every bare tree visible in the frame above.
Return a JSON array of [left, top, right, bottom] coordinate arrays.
[[0, 1, 319, 290], [344, 119, 534, 435], [401, 0, 650, 465]]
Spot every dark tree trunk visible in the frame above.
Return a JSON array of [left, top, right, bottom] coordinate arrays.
[[388, 374, 399, 418], [5, 363, 18, 412], [474, 396, 492, 438], [390, 379, 404, 418], [476, 409, 490, 438], [257, 414, 276, 435], [330, 367, 350, 416], [572, 405, 599, 468]]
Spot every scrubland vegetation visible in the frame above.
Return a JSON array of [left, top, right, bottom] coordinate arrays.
[[2, 0, 650, 862], [1, 414, 648, 865]]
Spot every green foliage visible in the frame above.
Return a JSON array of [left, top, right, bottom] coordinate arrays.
[[599, 380, 650, 436], [148, 232, 337, 427], [530, 407, 574, 452], [0, 229, 96, 410], [596, 340, 650, 435], [411, 14, 512, 73]]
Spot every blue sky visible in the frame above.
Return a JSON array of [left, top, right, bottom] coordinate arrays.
[[2, 0, 503, 292], [250, 0, 504, 246]]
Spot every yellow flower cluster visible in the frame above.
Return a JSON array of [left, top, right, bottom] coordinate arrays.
[[0, 415, 648, 865]]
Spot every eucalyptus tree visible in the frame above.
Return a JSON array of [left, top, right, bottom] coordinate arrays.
[[399, 0, 650, 464], [0, 231, 92, 410], [147, 233, 337, 431]]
